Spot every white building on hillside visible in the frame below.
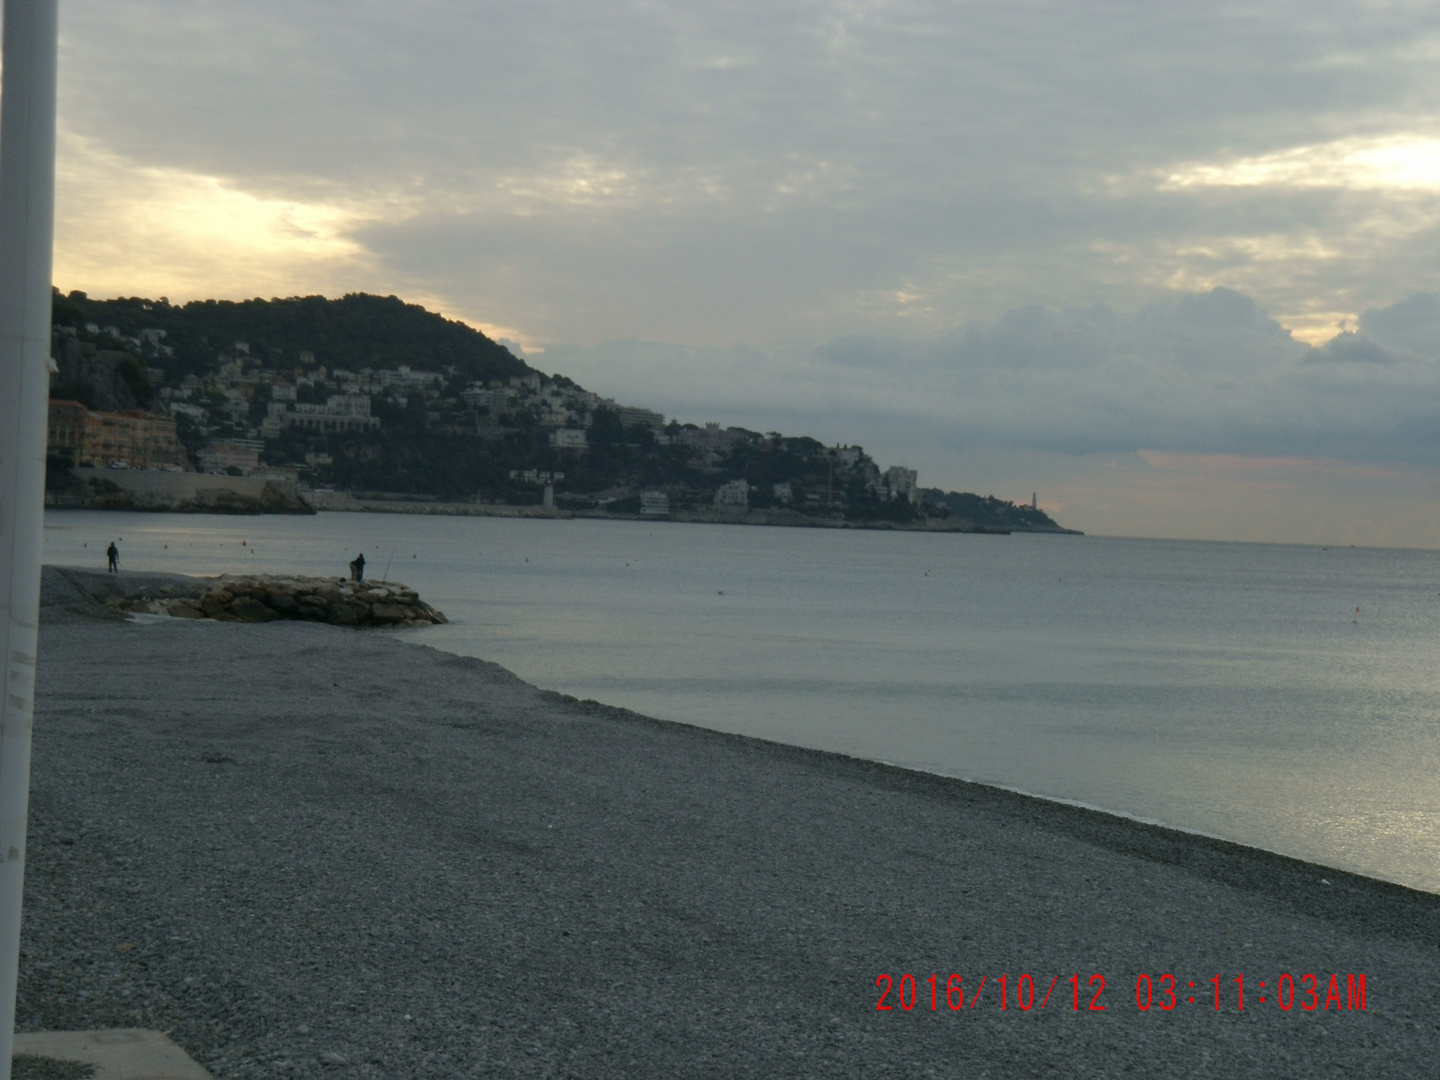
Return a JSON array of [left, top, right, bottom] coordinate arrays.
[[885, 466, 918, 503], [265, 394, 380, 436], [714, 479, 749, 507], [549, 428, 588, 449]]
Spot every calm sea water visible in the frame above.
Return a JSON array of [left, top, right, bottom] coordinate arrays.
[[43, 509, 1440, 893]]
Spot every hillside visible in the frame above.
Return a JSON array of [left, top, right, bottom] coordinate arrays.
[[918, 490, 1080, 533], [52, 291, 532, 387], [47, 290, 1078, 532]]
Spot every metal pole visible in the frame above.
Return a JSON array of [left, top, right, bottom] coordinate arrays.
[[0, 1, 59, 1075]]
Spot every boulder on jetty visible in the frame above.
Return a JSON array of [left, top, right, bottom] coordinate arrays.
[[43, 567, 446, 628]]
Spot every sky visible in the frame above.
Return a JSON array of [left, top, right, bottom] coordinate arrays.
[[47, 0, 1440, 545]]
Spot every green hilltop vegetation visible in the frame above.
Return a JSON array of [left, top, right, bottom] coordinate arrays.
[[49, 289, 1076, 533], [51, 291, 531, 388]]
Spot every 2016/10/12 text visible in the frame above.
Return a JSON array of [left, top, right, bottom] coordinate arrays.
[[873, 973, 1367, 1013]]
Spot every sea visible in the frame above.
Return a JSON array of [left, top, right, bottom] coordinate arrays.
[[42, 509, 1440, 894]]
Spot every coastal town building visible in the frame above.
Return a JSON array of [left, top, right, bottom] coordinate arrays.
[[549, 428, 588, 450], [614, 405, 666, 430], [168, 402, 207, 424], [678, 422, 737, 452], [263, 394, 381, 436], [509, 469, 564, 484], [885, 466, 919, 503], [461, 386, 516, 412], [47, 400, 188, 470], [197, 440, 263, 474], [714, 479, 750, 507], [640, 491, 670, 515], [382, 365, 444, 391]]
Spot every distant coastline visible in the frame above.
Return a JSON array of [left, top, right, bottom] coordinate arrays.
[[299, 489, 1083, 533]]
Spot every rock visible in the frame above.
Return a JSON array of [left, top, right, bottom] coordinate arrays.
[[231, 596, 282, 622], [97, 572, 445, 628], [369, 603, 410, 625], [326, 604, 360, 627], [265, 589, 301, 614]]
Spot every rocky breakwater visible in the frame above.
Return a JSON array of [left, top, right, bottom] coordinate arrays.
[[114, 575, 448, 628]]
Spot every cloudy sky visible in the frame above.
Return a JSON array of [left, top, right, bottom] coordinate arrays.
[[51, 0, 1440, 545]]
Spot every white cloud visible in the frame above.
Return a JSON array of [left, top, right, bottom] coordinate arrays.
[[1163, 137, 1440, 192]]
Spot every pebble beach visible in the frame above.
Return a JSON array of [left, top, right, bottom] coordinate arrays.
[[18, 568, 1440, 1077]]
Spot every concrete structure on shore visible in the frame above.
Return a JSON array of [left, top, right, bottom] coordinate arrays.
[[51, 468, 314, 514]]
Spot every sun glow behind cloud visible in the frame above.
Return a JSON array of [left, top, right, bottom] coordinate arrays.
[[53, 130, 396, 300], [52, 130, 551, 350], [1163, 136, 1440, 192]]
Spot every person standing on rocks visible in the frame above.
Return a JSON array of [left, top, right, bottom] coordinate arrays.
[[351, 552, 366, 582], [106, 541, 119, 573]]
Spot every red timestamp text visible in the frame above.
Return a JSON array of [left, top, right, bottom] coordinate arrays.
[[874, 973, 1367, 1013]]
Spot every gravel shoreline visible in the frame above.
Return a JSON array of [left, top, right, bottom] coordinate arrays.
[[20, 574, 1440, 1077]]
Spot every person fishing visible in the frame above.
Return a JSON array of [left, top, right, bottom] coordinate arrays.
[[106, 541, 119, 573], [350, 552, 366, 582]]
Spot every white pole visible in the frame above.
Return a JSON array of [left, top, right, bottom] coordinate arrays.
[[0, 1, 59, 1075]]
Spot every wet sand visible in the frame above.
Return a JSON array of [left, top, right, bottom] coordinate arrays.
[[19, 569, 1440, 1077]]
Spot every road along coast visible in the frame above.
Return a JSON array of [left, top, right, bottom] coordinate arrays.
[[20, 573, 1440, 1078]]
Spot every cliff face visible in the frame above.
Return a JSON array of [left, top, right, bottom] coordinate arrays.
[[50, 335, 157, 412]]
